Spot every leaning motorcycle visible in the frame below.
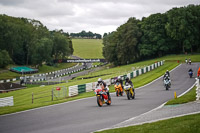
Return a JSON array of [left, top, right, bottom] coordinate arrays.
[[114, 82, 123, 96], [94, 84, 111, 107], [124, 83, 135, 100], [164, 78, 171, 90]]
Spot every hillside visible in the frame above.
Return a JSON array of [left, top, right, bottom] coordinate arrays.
[[72, 39, 104, 59]]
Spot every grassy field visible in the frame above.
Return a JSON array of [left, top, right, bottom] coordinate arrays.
[[96, 113, 200, 133], [165, 86, 196, 105], [0, 63, 76, 80], [72, 39, 104, 59], [0, 54, 200, 115]]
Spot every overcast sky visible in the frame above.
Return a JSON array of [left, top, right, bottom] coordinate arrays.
[[0, 0, 199, 35]]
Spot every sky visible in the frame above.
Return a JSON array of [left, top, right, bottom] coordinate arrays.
[[0, 0, 199, 35]]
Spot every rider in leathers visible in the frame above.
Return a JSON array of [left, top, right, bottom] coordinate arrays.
[[115, 76, 124, 90], [96, 78, 110, 98]]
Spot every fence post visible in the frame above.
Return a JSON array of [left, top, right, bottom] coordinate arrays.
[[32, 92, 34, 104]]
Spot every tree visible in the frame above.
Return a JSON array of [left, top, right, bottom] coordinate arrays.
[[31, 38, 53, 67], [103, 17, 142, 65], [139, 13, 173, 58], [51, 31, 71, 60], [103, 32, 118, 65], [165, 5, 200, 53], [0, 50, 13, 68]]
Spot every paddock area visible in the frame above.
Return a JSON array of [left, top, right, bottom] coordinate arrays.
[[10, 66, 38, 74]]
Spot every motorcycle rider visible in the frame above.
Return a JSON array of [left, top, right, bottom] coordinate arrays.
[[164, 74, 171, 87], [125, 77, 133, 88], [188, 68, 193, 78], [125, 77, 134, 92], [189, 58, 191, 65], [163, 70, 170, 80], [188, 68, 193, 73], [197, 67, 200, 79], [96, 78, 110, 99], [115, 76, 124, 89]]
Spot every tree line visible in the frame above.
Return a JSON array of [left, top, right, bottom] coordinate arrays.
[[0, 15, 73, 68], [70, 30, 102, 39], [103, 4, 200, 66]]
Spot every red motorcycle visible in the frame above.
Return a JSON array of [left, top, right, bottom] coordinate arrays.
[[94, 84, 111, 107]]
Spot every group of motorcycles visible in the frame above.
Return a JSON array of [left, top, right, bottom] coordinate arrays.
[[163, 60, 194, 91], [94, 81, 135, 107]]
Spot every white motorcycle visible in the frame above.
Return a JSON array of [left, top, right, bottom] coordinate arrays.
[[164, 78, 171, 90]]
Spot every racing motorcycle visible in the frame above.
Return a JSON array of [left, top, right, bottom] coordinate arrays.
[[124, 82, 135, 100], [164, 78, 171, 90], [94, 84, 111, 107], [114, 82, 123, 96], [188, 71, 193, 78]]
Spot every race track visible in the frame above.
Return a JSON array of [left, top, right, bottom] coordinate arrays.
[[0, 63, 199, 133]]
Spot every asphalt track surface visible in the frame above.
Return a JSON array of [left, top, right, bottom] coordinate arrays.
[[0, 63, 199, 133]]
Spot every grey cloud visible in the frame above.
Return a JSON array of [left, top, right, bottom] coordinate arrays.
[[0, 0, 28, 6], [0, 0, 200, 35]]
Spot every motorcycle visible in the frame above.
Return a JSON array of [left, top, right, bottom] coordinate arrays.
[[189, 60, 191, 65], [94, 84, 111, 107], [188, 71, 193, 78], [114, 82, 123, 96], [124, 83, 135, 100], [164, 78, 171, 90]]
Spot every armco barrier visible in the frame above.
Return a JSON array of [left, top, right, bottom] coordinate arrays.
[[0, 96, 14, 107], [68, 61, 164, 97]]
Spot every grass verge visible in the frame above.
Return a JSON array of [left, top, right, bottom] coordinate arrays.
[[165, 86, 196, 105], [95, 113, 200, 133]]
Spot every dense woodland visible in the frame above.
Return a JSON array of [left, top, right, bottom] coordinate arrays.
[[103, 5, 200, 66], [70, 30, 102, 39], [0, 15, 73, 68]]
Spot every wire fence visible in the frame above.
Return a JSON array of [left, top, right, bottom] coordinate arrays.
[[32, 86, 67, 103]]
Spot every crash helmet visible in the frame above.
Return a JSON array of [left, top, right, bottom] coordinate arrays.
[[125, 77, 129, 81], [118, 76, 121, 80], [98, 78, 102, 83]]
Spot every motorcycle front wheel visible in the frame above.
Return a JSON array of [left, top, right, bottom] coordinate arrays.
[[116, 90, 119, 97], [166, 85, 169, 90], [127, 91, 130, 100], [132, 89, 135, 99], [97, 96, 103, 107]]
